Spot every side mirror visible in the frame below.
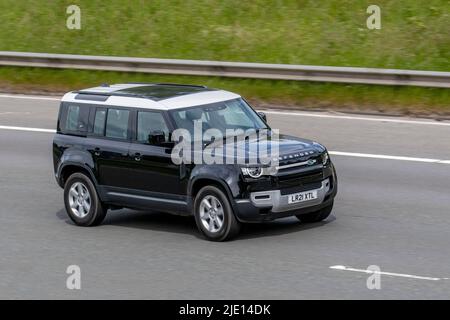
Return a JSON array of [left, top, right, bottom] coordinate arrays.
[[258, 111, 267, 122], [148, 130, 166, 145]]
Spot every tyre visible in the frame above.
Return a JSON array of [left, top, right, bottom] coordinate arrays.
[[296, 201, 334, 223], [64, 172, 107, 226], [193, 186, 241, 241]]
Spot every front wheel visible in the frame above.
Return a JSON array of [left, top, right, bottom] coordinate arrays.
[[296, 201, 334, 223], [194, 186, 241, 241], [64, 172, 107, 226]]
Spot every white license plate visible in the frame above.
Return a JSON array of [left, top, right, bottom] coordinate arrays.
[[288, 190, 318, 204]]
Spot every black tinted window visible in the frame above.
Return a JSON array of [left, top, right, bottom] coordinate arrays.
[[105, 109, 130, 139], [62, 104, 88, 133]]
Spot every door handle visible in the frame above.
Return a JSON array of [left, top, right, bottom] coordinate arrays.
[[134, 153, 142, 161], [94, 147, 101, 156]]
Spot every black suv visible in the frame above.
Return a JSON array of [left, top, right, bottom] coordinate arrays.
[[53, 83, 337, 241]]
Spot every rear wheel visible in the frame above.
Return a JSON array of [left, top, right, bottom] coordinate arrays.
[[64, 172, 107, 226], [194, 186, 241, 241], [296, 201, 333, 223]]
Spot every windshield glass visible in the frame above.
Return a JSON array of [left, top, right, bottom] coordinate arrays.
[[169, 98, 268, 138]]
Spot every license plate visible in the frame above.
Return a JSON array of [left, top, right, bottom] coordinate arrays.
[[288, 190, 318, 204]]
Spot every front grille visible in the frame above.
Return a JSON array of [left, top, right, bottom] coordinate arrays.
[[277, 166, 324, 195], [280, 181, 322, 195]]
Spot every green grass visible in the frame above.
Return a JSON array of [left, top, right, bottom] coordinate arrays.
[[0, 0, 448, 70], [0, 1, 448, 113]]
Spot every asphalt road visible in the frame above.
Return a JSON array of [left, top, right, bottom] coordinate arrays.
[[1, 94, 450, 299]]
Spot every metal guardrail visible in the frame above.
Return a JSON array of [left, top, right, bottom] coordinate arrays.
[[0, 51, 449, 88]]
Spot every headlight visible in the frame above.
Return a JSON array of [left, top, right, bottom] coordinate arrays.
[[321, 152, 329, 165], [241, 167, 263, 178]]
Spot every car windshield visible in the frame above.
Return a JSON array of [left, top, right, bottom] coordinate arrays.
[[169, 98, 268, 139]]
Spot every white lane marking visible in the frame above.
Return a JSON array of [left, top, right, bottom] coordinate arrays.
[[0, 94, 60, 101], [330, 265, 446, 281], [0, 125, 55, 133], [0, 125, 450, 165], [0, 112, 31, 116], [329, 151, 450, 164], [264, 110, 450, 127]]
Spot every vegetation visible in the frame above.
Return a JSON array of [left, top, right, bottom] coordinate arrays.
[[0, 0, 448, 114]]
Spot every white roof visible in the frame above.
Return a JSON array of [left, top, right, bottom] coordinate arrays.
[[61, 83, 241, 110], [159, 90, 240, 109]]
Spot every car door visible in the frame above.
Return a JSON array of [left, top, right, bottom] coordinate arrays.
[[126, 109, 187, 212], [85, 106, 133, 193]]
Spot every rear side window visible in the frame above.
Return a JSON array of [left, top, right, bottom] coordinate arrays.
[[93, 109, 106, 135], [66, 105, 80, 131], [60, 103, 89, 133], [105, 109, 130, 139]]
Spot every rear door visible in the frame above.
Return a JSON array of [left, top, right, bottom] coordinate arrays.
[[85, 106, 133, 191]]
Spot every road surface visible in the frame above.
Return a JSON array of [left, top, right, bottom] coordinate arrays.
[[0, 94, 449, 299]]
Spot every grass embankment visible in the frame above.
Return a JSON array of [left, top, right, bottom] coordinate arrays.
[[0, 0, 448, 115]]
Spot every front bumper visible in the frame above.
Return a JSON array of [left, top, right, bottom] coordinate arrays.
[[233, 171, 337, 223]]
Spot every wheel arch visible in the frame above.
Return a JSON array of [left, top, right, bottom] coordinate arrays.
[[58, 162, 98, 189], [190, 177, 232, 198], [188, 176, 238, 214]]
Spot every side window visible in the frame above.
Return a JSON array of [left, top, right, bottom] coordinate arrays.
[[66, 105, 80, 131], [63, 104, 89, 133], [93, 109, 106, 135], [105, 109, 130, 139], [137, 111, 169, 143]]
